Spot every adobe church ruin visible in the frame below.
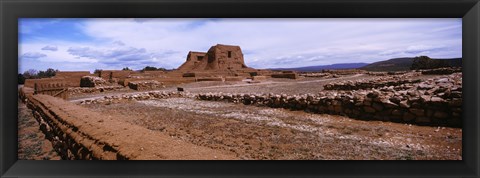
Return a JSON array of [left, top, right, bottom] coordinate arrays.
[[178, 44, 253, 72]]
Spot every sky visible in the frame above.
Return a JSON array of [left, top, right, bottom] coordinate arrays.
[[19, 18, 462, 73]]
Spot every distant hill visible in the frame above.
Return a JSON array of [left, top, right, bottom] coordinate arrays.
[[270, 63, 369, 72], [359, 57, 462, 71]]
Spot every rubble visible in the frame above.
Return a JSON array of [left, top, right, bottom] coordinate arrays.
[[80, 76, 107, 87]]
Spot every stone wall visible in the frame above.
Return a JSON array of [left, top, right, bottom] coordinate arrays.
[[323, 69, 367, 75], [197, 73, 462, 127], [324, 78, 421, 90], [420, 67, 462, 75]]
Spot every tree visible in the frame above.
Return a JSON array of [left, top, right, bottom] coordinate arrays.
[[122, 67, 132, 71], [18, 73, 26, 84], [411, 56, 451, 70], [142, 66, 166, 72], [94, 69, 102, 75], [19, 68, 58, 84], [23, 69, 38, 79], [37, 68, 57, 78]]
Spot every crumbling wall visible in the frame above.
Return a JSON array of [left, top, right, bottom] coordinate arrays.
[[80, 76, 107, 87], [271, 73, 299, 79], [177, 51, 207, 71], [178, 44, 253, 72], [196, 77, 224, 82], [323, 69, 367, 75], [252, 76, 267, 81], [21, 93, 235, 160], [98, 70, 132, 80], [122, 77, 196, 87], [324, 77, 422, 90], [24, 78, 66, 88], [55, 71, 91, 87], [68, 86, 125, 96]]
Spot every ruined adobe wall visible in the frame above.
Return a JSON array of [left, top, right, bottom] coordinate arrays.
[[24, 78, 66, 88], [68, 86, 125, 96], [271, 73, 299, 79], [55, 71, 90, 78], [54, 71, 91, 87], [22, 93, 235, 160], [178, 52, 207, 71], [197, 73, 462, 127], [207, 45, 247, 70], [98, 70, 132, 80], [121, 77, 196, 87]]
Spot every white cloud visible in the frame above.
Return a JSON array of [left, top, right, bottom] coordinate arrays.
[[41, 45, 58, 51], [22, 52, 47, 59]]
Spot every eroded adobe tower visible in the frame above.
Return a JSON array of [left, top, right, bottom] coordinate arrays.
[[178, 44, 252, 72]]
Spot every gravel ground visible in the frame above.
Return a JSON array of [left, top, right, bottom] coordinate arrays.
[[84, 98, 462, 160]]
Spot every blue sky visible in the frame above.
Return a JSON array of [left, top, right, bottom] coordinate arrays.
[[19, 18, 462, 73]]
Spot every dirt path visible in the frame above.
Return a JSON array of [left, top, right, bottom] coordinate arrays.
[[84, 98, 461, 160], [18, 99, 61, 160]]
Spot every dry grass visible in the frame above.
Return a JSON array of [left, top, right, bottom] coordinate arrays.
[[18, 100, 61, 160]]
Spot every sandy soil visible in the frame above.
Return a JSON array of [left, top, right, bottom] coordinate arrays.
[[18, 99, 61, 160], [84, 98, 462, 160]]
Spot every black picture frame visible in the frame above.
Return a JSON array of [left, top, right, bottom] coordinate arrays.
[[1, 0, 479, 177]]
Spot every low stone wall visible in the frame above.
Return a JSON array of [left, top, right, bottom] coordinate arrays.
[[324, 78, 421, 90], [271, 73, 298, 79], [300, 73, 333, 78], [77, 91, 192, 105], [420, 67, 462, 75], [323, 69, 367, 75], [197, 73, 462, 127], [68, 86, 125, 95], [122, 77, 196, 87], [252, 76, 267, 81], [22, 93, 235, 160], [225, 76, 245, 81], [324, 72, 422, 90], [196, 77, 224, 82]]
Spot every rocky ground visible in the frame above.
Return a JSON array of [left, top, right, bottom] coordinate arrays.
[[84, 97, 461, 160]]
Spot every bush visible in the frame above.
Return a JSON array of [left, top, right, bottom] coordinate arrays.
[[410, 56, 450, 70]]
